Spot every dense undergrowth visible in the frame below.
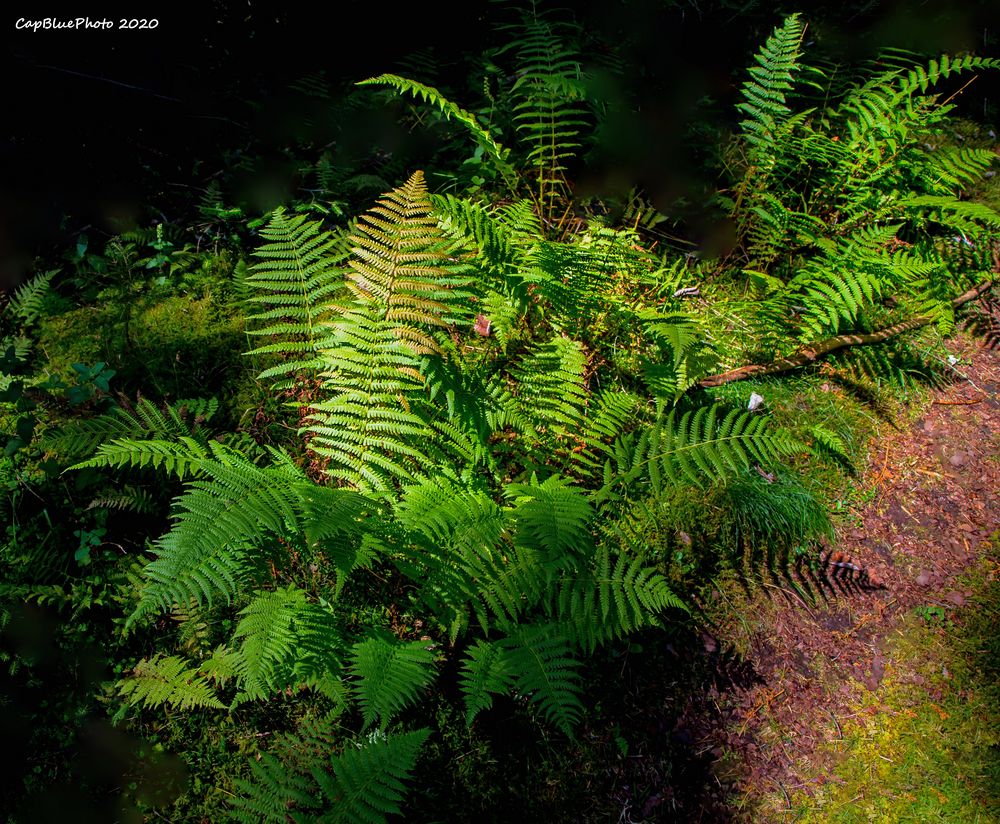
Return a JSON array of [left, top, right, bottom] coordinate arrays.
[[2, 6, 999, 822]]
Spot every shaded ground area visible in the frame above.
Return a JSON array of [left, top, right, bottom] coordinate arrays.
[[669, 339, 1000, 822]]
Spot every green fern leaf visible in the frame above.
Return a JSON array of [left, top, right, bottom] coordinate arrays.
[[736, 14, 804, 156], [503, 11, 590, 210], [459, 638, 513, 724], [72, 435, 214, 480], [305, 171, 472, 492], [599, 404, 802, 500], [501, 624, 582, 736], [230, 751, 319, 823], [245, 209, 346, 389], [117, 654, 225, 711], [46, 396, 217, 459], [350, 636, 436, 729], [556, 545, 685, 652], [506, 474, 594, 560], [7, 269, 57, 326], [359, 75, 517, 190], [313, 728, 430, 824], [512, 335, 589, 438], [233, 586, 342, 700]]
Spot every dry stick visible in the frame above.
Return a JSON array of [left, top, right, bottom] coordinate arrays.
[[933, 397, 985, 405], [697, 278, 997, 388]]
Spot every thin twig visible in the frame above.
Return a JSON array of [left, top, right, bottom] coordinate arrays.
[[699, 278, 996, 387], [933, 397, 985, 405]]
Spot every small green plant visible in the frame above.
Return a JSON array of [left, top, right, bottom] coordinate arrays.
[[65, 361, 116, 406], [914, 603, 947, 623]]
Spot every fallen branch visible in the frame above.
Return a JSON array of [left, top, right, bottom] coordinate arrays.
[[698, 278, 996, 388]]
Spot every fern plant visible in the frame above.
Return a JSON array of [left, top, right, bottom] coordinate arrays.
[[499, 7, 590, 216], [360, 4, 593, 222], [715, 14, 1000, 384]]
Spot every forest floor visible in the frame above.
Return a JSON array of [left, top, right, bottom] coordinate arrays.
[[682, 336, 1000, 822]]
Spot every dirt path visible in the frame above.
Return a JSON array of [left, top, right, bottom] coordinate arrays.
[[687, 339, 1000, 821]]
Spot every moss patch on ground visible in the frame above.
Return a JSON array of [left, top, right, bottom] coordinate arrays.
[[36, 292, 251, 416], [788, 543, 1000, 823]]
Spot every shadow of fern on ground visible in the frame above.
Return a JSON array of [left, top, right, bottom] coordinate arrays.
[[408, 622, 768, 823]]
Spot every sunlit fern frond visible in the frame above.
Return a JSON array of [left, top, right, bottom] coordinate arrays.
[[245, 209, 346, 389]]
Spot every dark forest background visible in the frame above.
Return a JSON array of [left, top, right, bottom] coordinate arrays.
[[3, 0, 997, 291]]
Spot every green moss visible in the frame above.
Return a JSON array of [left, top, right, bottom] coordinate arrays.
[[36, 292, 251, 416], [787, 547, 1000, 823], [36, 304, 125, 379], [128, 293, 247, 400]]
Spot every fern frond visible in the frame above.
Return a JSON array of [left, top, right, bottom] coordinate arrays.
[[429, 193, 526, 283], [393, 477, 511, 638], [599, 404, 802, 499], [457, 625, 583, 735], [229, 713, 344, 823], [230, 751, 320, 823], [506, 474, 594, 559], [349, 636, 436, 730], [894, 54, 1000, 100], [736, 14, 805, 156], [115, 440, 374, 624], [395, 477, 505, 551], [306, 323, 434, 492], [306, 172, 471, 492], [245, 209, 345, 389], [808, 423, 852, 467], [903, 195, 1000, 233], [199, 645, 243, 687], [88, 485, 157, 514], [233, 585, 342, 700], [512, 335, 589, 438], [313, 728, 430, 824], [923, 146, 997, 191], [501, 10, 590, 210], [641, 314, 719, 399], [555, 545, 685, 652], [565, 390, 641, 482], [501, 624, 582, 736], [359, 74, 518, 190], [45, 397, 217, 459], [117, 654, 225, 711], [459, 638, 512, 724], [7, 269, 57, 326], [72, 436, 212, 480]]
